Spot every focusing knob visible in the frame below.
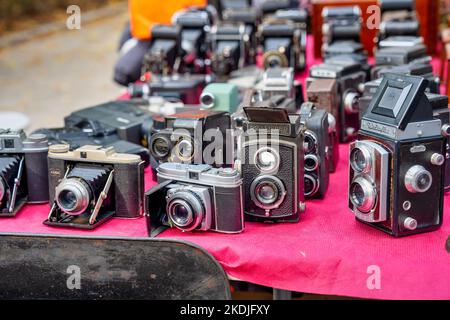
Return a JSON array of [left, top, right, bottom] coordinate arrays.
[[403, 217, 418, 231], [430, 153, 445, 166], [442, 124, 450, 137], [49, 144, 70, 154], [404, 165, 432, 193], [28, 133, 47, 142]]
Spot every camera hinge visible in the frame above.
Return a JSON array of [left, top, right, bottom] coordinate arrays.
[[89, 169, 114, 225], [7, 156, 25, 213], [48, 166, 71, 220]]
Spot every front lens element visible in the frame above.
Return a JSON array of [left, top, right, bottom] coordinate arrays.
[[166, 190, 204, 232], [304, 155, 319, 172], [350, 146, 371, 173], [200, 92, 215, 109], [349, 177, 376, 213], [169, 200, 194, 228], [176, 139, 194, 162], [304, 174, 319, 197], [250, 175, 286, 210], [151, 136, 170, 159], [255, 147, 280, 173], [55, 178, 91, 216]]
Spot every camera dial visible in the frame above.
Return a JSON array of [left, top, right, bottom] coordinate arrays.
[[250, 175, 286, 210], [350, 146, 372, 173], [166, 189, 204, 231], [254, 147, 280, 173], [405, 165, 432, 193], [350, 177, 377, 213], [55, 178, 92, 216]]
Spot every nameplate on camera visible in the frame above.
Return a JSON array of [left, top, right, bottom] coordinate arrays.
[[245, 123, 291, 136], [361, 120, 397, 139]]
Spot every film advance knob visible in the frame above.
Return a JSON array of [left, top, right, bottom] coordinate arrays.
[[430, 153, 445, 166], [442, 124, 450, 137], [403, 217, 418, 231], [49, 144, 70, 154]]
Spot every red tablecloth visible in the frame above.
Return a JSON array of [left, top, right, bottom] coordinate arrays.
[[1, 37, 449, 300]]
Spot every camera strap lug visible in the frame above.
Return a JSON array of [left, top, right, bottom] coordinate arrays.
[[7, 157, 25, 214], [89, 170, 114, 225]]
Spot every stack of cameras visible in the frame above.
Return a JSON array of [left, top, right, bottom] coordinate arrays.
[[1, 0, 448, 239]]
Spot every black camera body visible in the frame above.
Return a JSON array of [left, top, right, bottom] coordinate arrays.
[[45, 145, 145, 229], [145, 162, 244, 236], [322, 6, 361, 44], [427, 93, 450, 193], [259, 20, 306, 71], [210, 23, 253, 78], [65, 99, 153, 146], [146, 74, 209, 104], [308, 60, 366, 142], [142, 24, 182, 75], [149, 110, 231, 169], [373, 44, 431, 73], [378, 0, 419, 42], [349, 73, 446, 237], [299, 102, 330, 199], [174, 7, 215, 74], [306, 78, 340, 173], [0, 130, 49, 217], [240, 107, 306, 223]]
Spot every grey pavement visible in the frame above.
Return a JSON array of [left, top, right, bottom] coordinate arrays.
[[0, 10, 129, 133]]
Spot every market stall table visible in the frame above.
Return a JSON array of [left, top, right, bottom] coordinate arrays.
[[1, 36, 449, 300]]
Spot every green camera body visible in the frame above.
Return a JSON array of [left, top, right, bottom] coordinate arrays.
[[200, 83, 239, 113]]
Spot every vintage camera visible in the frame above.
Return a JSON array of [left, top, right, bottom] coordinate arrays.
[[376, 63, 440, 94], [222, 6, 260, 49], [173, 7, 215, 74], [45, 145, 145, 229], [306, 78, 340, 173], [64, 99, 153, 147], [299, 102, 330, 199], [427, 93, 450, 193], [378, 0, 419, 42], [33, 127, 151, 168], [240, 107, 306, 223], [324, 41, 371, 79], [0, 130, 49, 217], [200, 83, 240, 113], [142, 25, 182, 75], [149, 110, 231, 168], [358, 78, 382, 123], [374, 44, 431, 70], [259, 19, 306, 71], [209, 23, 253, 78], [349, 73, 446, 237], [145, 74, 209, 104], [308, 60, 366, 142], [256, 67, 303, 111], [145, 162, 244, 236], [322, 6, 361, 46]]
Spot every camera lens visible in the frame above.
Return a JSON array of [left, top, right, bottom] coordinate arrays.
[[255, 147, 280, 173], [350, 146, 371, 173], [55, 178, 91, 216], [304, 155, 319, 172], [176, 139, 194, 162], [166, 190, 204, 232], [250, 175, 286, 210], [344, 91, 359, 114], [268, 56, 281, 68], [304, 174, 319, 197], [200, 92, 215, 109], [171, 202, 193, 227], [151, 136, 171, 159], [304, 132, 317, 154], [405, 165, 432, 193], [350, 177, 376, 213]]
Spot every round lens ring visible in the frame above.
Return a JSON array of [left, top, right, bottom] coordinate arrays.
[[405, 165, 433, 193], [200, 92, 215, 109], [304, 174, 319, 197], [168, 200, 194, 228], [304, 131, 318, 154], [350, 146, 371, 173], [55, 178, 91, 216], [254, 147, 280, 173], [304, 155, 319, 172], [151, 136, 171, 159], [166, 190, 205, 232], [350, 177, 377, 213], [176, 139, 194, 162], [250, 175, 286, 210]]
